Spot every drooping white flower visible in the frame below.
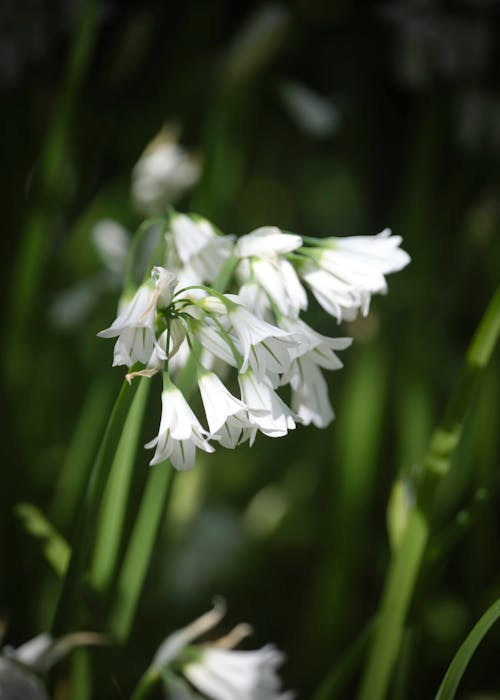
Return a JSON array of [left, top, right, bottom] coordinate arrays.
[[227, 302, 294, 374], [198, 370, 246, 434], [286, 356, 334, 428], [235, 227, 302, 258], [169, 213, 233, 283], [97, 267, 178, 367], [279, 316, 352, 368], [236, 227, 307, 317], [184, 645, 293, 700], [300, 229, 410, 321], [238, 371, 297, 439], [149, 600, 293, 700], [145, 376, 214, 470], [0, 632, 104, 700]]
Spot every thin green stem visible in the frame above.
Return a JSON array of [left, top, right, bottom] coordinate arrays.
[[357, 285, 500, 700], [51, 380, 136, 634]]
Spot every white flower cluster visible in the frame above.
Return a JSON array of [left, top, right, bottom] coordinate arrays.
[[149, 599, 293, 700], [98, 212, 410, 470]]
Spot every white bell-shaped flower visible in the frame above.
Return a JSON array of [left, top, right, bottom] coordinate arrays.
[[300, 229, 410, 321], [198, 370, 246, 434], [238, 371, 297, 438], [236, 227, 307, 317], [149, 600, 293, 700], [146, 377, 214, 470], [227, 303, 294, 374], [184, 645, 293, 700], [97, 267, 178, 367], [170, 213, 233, 283]]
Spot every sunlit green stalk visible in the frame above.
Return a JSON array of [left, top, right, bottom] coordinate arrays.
[[90, 377, 150, 594], [357, 286, 500, 700], [51, 380, 136, 634]]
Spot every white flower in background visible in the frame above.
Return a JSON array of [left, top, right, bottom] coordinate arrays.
[[132, 126, 201, 216], [169, 213, 234, 284], [97, 267, 178, 367], [300, 228, 410, 321], [92, 219, 130, 275], [146, 376, 214, 470], [236, 227, 307, 317], [147, 600, 293, 700]]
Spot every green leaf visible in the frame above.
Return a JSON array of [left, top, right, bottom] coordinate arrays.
[[435, 598, 500, 700], [15, 503, 70, 577]]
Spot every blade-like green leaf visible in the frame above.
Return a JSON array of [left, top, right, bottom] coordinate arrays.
[[435, 598, 500, 700]]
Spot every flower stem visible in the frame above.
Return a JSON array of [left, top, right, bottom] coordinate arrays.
[[357, 286, 500, 700], [51, 380, 136, 634]]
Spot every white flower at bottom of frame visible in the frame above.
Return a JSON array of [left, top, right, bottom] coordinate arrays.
[[227, 304, 294, 374], [183, 645, 294, 700], [97, 267, 178, 366], [286, 357, 334, 428], [279, 316, 352, 369], [145, 380, 214, 470], [238, 371, 297, 439]]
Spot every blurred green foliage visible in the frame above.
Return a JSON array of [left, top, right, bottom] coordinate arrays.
[[1, 1, 500, 698]]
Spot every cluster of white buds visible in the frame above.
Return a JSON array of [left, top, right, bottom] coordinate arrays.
[[147, 599, 293, 700], [98, 212, 410, 470]]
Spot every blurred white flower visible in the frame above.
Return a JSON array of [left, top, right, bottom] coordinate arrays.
[[148, 600, 293, 700], [184, 645, 293, 700], [146, 376, 214, 470], [279, 80, 340, 139], [0, 631, 103, 700], [300, 229, 410, 321], [132, 126, 201, 215], [168, 213, 234, 284]]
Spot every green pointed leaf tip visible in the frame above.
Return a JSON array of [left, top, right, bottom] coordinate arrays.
[[15, 503, 70, 577]]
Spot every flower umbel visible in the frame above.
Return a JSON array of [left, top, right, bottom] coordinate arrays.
[[98, 211, 410, 469]]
